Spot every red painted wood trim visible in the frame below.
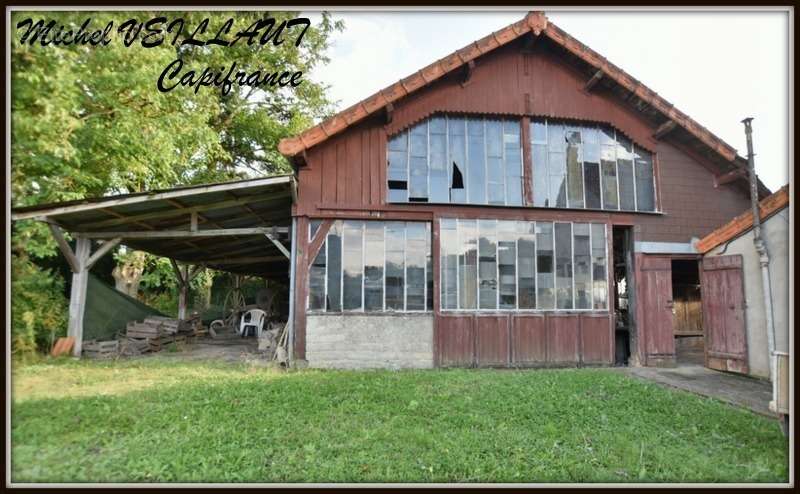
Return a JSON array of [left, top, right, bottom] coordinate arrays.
[[521, 116, 534, 206], [305, 219, 333, 269]]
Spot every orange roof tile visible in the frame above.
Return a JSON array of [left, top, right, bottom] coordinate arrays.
[[278, 11, 741, 168], [695, 185, 789, 253]]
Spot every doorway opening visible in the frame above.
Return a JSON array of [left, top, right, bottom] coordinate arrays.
[[612, 226, 634, 366], [671, 259, 704, 366]]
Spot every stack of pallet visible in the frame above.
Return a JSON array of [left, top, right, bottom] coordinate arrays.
[[83, 339, 120, 359], [125, 316, 192, 352]]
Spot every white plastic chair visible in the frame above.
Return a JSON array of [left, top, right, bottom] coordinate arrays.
[[239, 309, 267, 338]]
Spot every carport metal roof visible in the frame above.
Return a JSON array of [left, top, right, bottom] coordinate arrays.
[[11, 175, 296, 279]]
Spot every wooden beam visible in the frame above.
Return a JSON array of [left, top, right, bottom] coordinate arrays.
[[84, 238, 121, 271], [265, 232, 291, 259], [383, 103, 394, 124], [714, 168, 747, 187], [67, 237, 91, 357], [78, 227, 288, 239], [170, 258, 186, 286], [653, 120, 677, 140], [460, 60, 475, 86], [205, 255, 287, 265], [190, 212, 198, 232], [48, 224, 81, 273], [306, 219, 333, 268], [584, 69, 604, 92]]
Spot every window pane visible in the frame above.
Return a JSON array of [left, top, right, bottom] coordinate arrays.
[[635, 146, 656, 211], [426, 223, 433, 311], [601, 159, 619, 210], [440, 219, 458, 310], [478, 220, 498, 309], [308, 239, 326, 310], [459, 219, 478, 310], [584, 161, 601, 209], [388, 133, 408, 203], [385, 222, 405, 310], [566, 130, 584, 208], [309, 219, 322, 241], [364, 222, 384, 311], [554, 222, 573, 309], [448, 118, 467, 203], [617, 135, 636, 211], [342, 221, 364, 310], [532, 144, 549, 207], [536, 222, 555, 309], [406, 222, 426, 310], [517, 221, 536, 309], [532, 120, 547, 143], [548, 152, 567, 208], [591, 223, 608, 309], [326, 223, 342, 311], [573, 223, 591, 309], [429, 121, 448, 203], [498, 221, 517, 309], [467, 120, 486, 204], [504, 120, 523, 206]]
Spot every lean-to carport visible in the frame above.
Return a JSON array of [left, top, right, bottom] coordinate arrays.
[[11, 175, 297, 358]]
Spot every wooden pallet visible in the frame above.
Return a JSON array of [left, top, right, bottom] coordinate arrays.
[[83, 339, 119, 359]]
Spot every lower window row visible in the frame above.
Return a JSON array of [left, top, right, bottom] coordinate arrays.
[[440, 219, 608, 311], [307, 219, 608, 313]]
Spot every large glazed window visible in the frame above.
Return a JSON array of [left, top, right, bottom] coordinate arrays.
[[530, 119, 657, 212], [308, 220, 432, 313], [387, 115, 523, 206], [440, 219, 608, 311]]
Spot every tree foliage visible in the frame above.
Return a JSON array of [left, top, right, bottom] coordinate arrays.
[[11, 10, 342, 353]]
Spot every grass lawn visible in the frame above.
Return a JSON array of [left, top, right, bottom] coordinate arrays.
[[11, 357, 789, 483]]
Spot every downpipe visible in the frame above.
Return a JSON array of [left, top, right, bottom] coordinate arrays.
[[742, 118, 777, 405]]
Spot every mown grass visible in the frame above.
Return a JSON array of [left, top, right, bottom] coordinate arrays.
[[11, 358, 788, 483]]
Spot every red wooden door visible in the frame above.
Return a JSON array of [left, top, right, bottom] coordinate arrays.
[[701, 255, 748, 374], [637, 255, 675, 365]]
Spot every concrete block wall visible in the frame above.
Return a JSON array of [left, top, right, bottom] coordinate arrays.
[[306, 314, 434, 369]]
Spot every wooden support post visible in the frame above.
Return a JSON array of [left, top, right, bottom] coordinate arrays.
[[584, 70, 604, 92], [67, 237, 91, 357], [170, 259, 189, 320]]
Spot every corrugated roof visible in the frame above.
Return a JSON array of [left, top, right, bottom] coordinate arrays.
[[278, 11, 754, 185], [11, 175, 295, 279], [695, 185, 789, 253]]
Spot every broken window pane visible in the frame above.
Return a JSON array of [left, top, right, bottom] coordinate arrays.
[[573, 223, 591, 309], [326, 222, 342, 312], [591, 223, 608, 309], [517, 221, 536, 309], [364, 222, 384, 311], [440, 219, 459, 310], [406, 222, 427, 310], [388, 133, 408, 203], [554, 222, 573, 309], [448, 118, 467, 203], [308, 238, 326, 310], [342, 221, 364, 310], [566, 130, 585, 208], [385, 222, 405, 310], [459, 219, 478, 310], [635, 146, 656, 211], [536, 222, 555, 309], [498, 221, 517, 309]]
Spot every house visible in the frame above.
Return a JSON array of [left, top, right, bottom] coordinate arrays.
[[695, 186, 789, 379], [12, 12, 776, 370], [277, 11, 770, 369]]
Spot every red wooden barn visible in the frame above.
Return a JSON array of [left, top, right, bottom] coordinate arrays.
[[278, 11, 768, 369]]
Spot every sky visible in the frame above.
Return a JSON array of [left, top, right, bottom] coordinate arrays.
[[307, 10, 790, 191]]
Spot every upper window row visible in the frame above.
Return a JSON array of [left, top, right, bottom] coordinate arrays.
[[387, 115, 657, 213]]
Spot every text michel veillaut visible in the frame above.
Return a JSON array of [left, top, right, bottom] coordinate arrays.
[[15, 16, 311, 95]]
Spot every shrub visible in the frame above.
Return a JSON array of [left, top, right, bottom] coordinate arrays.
[[11, 254, 68, 355]]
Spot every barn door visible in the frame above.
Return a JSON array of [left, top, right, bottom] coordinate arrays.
[[637, 255, 675, 365], [701, 255, 748, 374]]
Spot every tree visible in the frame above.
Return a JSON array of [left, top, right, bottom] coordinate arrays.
[[10, 11, 342, 352]]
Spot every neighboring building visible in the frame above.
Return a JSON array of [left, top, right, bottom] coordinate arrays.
[[278, 11, 770, 370], [696, 186, 789, 379]]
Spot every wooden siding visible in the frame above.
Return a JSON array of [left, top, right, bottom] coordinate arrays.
[[701, 255, 748, 374]]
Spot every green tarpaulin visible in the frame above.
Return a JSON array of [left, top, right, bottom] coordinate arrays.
[[82, 273, 165, 341]]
